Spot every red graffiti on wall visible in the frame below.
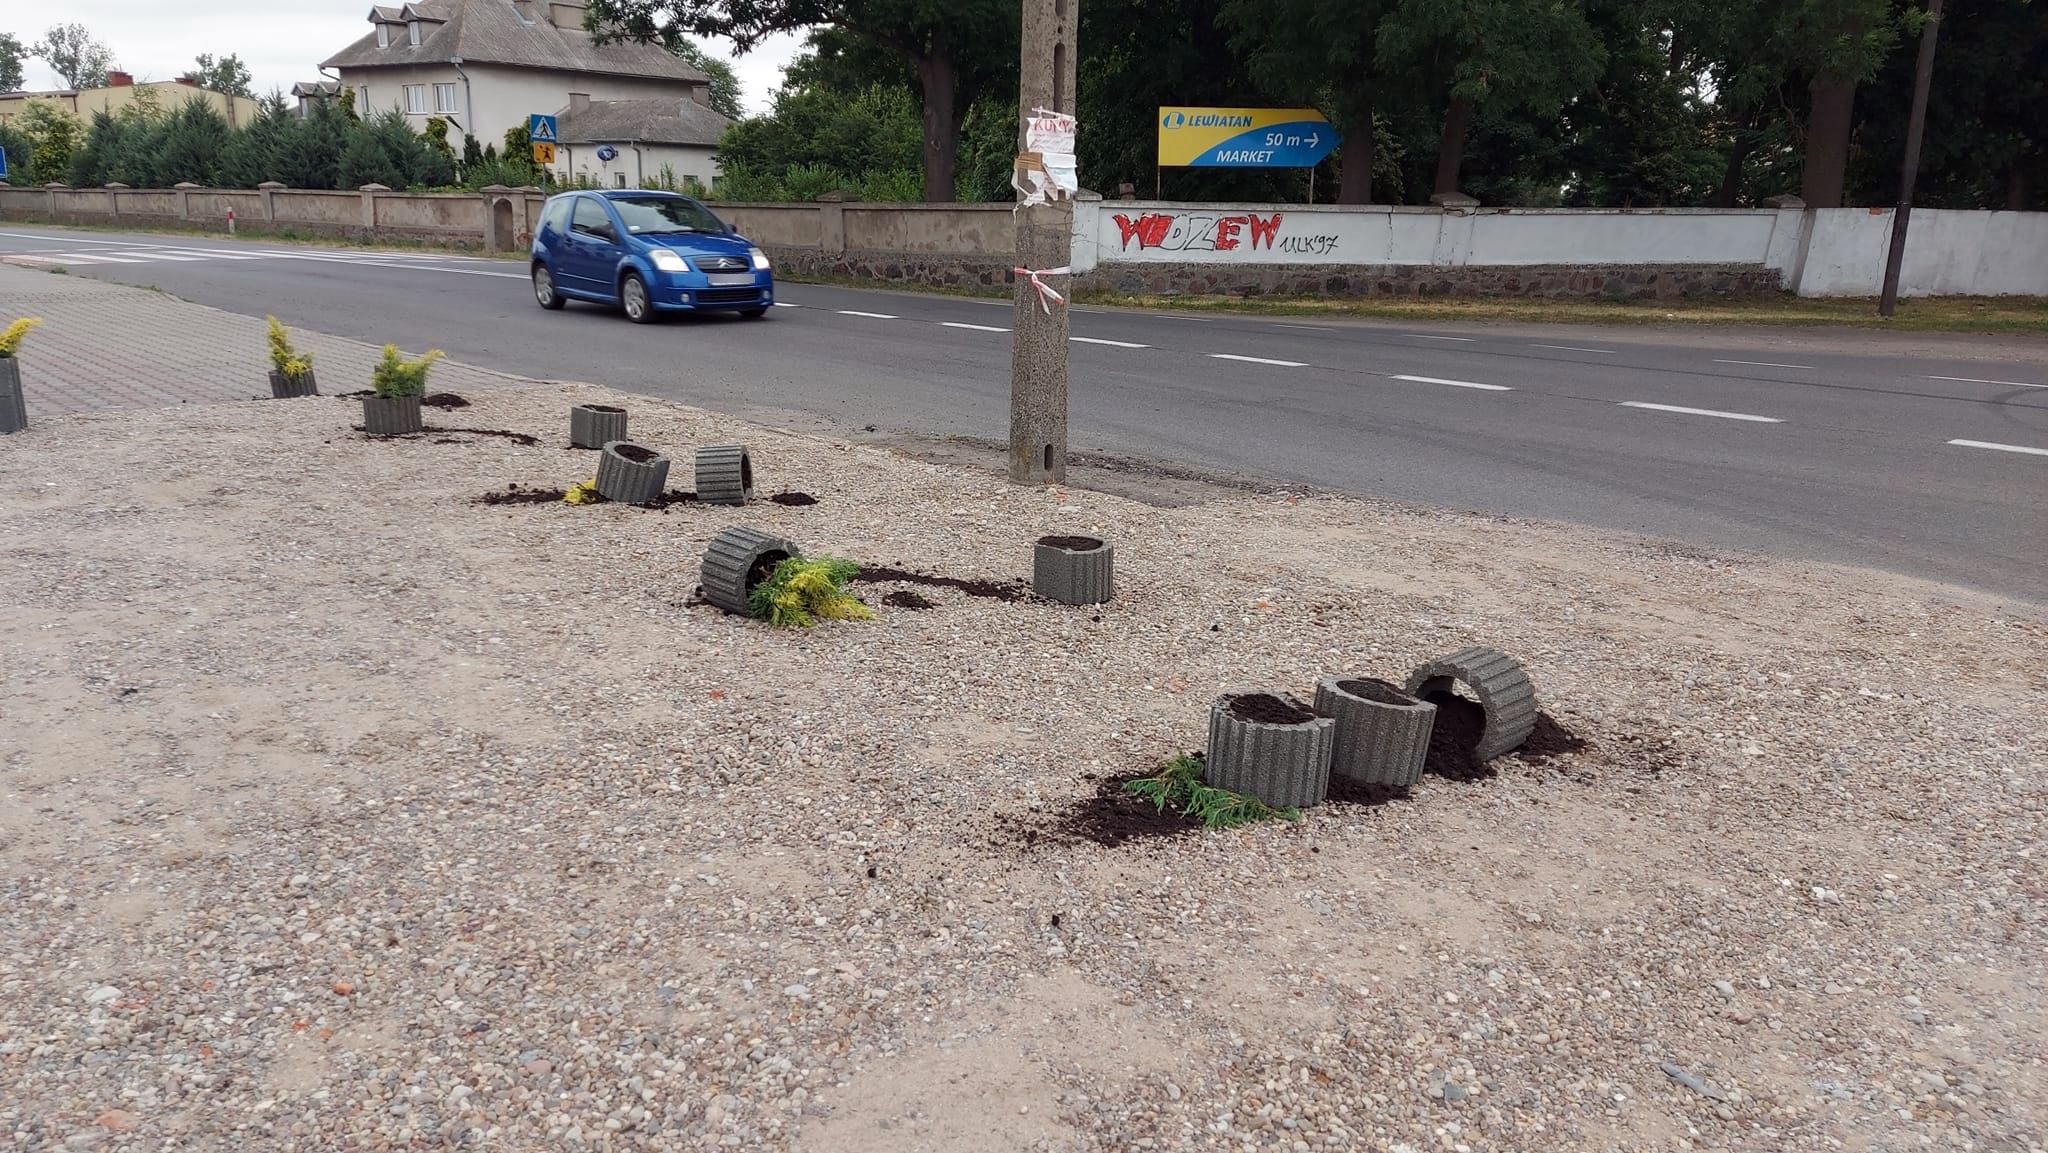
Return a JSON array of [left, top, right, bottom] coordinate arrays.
[[1111, 212, 1286, 253]]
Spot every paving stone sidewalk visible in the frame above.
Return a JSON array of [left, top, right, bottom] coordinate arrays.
[[0, 265, 535, 417]]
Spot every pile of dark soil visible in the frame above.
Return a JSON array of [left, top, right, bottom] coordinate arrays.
[[1520, 713, 1592, 760], [849, 566, 1029, 603], [1038, 772, 1200, 848], [422, 393, 470, 409], [476, 482, 566, 505], [421, 425, 539, 446], [769, 492, 818, 506], [637, 489, 698, 509], [613, 443, 659, 464], [1337, 678, 1414, 705], [1228, 692, 1319, 725], [1421, 692, 1493, 780], [1037, 535, 1103, 550], [881, 590, 935, 610]]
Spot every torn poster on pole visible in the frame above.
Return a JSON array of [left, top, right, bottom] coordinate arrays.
[[1014, 108, 1079, 207]]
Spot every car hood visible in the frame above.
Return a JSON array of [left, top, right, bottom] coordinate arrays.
[[641, 232, 754, 257]]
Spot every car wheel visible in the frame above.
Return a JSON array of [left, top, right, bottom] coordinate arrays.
[[533, 263, 566, 310], [621, 273, 655, 324], [739, 307, 768, 319]]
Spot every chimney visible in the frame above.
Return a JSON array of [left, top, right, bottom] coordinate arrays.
[[175, 76, 199, 87], [107, 71, 134, 87], [568, 92, 590, 116], [548, 0, 587, 30]]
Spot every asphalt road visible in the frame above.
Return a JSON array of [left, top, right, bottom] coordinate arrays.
[[4, 225, 2043, 603]]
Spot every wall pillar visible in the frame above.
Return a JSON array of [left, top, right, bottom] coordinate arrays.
[[816, 192, 848, 259], [358, 183, 389, 232], [258, 180, 285, 224]]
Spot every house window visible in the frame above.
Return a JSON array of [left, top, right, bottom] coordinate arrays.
[[404, 84, 428, 114], [376, 24, 391, 47], [358, 85, 369, 111], [408, 21, 421, 46], [434, 83, 458, 113], [615, 172, 628, 188]]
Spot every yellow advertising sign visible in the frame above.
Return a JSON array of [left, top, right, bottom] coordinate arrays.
[[531, 142, 557, 165], [1157, 107, 1338, 168]]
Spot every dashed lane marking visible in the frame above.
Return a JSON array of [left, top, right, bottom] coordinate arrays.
[[1530, 344, 1616, 354], [1404, 333, 1476, 342], [1211, 353, 1308, 367], [1946, 439, 2048, 457], [1713, 359, 1813, 370], [838, 310, 898, 320], [1390, 374, 1512, 392], [941, 321, 1010, 332], [1928, 375, 2045, 389], [1619, 401, 1783, 423], [1071, 336, 1148, 349]]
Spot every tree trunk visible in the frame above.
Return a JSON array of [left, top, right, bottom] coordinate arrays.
[[1338, 94, 1374, 204], [1434, 95, 1474, 198], [914, 50, 959, 203], [1800, 78, 1857, 208], [1713, 133, 1756, 208], [2007, 165, 2026, 211]]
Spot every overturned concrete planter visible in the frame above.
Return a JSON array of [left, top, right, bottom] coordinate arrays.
[[0, 358, 25, 434], [700, 526, 801, 616], [1405, 646, 1537, 761], [362, 394, 422, 437], [596, 441, 670, 504], [1033, 535, 1113, 605], [1314, 677, 1436, 788], [570, 403, 626, 449], [695, 444, 754, 506], [1206, 691, 1335, 810], [268, 370, 319, 399]]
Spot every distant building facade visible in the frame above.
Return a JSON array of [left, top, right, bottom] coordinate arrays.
[[0, 72, 261, 130]]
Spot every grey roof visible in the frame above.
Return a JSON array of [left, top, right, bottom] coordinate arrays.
[[555, 98, 731, 147], [293, 80, 343, 98], [324, 0, 706, 84]]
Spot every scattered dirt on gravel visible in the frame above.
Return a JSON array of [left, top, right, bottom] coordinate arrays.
[[881, 590, 935, 610], [422, 393, 470, 409], [476, 483, 567, 506], [770, 492, 818, 506], [1038, 772, 1201, 849], [850, 565, 1029, 602]]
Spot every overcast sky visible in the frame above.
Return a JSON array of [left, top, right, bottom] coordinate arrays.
[[10, 1, 801, 115]]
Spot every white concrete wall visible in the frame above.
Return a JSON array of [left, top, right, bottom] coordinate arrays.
[[1796, 208, 2048, 297], [1069, 200, 2048, 296], [335, 63, 698, 154]]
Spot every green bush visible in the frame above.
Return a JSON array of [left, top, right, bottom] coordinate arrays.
[[370, 344, 444, 398]]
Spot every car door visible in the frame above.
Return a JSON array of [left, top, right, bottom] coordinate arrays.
[[562, 196, 622, 298]]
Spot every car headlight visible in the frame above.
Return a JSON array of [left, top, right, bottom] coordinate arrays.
[[649, 249, 690, 273], [749, 247, 772, 271]]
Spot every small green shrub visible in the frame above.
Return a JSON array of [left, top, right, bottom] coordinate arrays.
[[747, 556, 873, 628], [1124, 754, 1300, 829], [264, 316, 312, 378], [0, 317, 42, 358], [370, 344, 444, 398]]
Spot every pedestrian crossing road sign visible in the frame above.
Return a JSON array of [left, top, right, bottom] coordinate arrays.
[[531, 143, 557, 165], [528, 115, 559, 145]]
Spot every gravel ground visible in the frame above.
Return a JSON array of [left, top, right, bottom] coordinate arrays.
[[1, 380, 2043, 1153]]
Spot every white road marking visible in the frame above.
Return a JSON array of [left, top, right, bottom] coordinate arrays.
[[1713, 359, 1813, 370], [1211, 353, 1308, 367], [941, 321, 1010, 332], [1274, 323, 1333, 331], [1947, 438, 2048, 457], [1619, 401, 1783, 423], [0, 231, 141, 247], [161, 248, 262, 260], [839, 310, 898, 320], [47, 252, 147, 264], [1531, 344, 1616, 354], [110, 250, 203, 261], [772, 301, 799, 308], [1390, 374, 1512, 392], [1152, 314, 1213, 322], [1404, 333, 1476, 342], [1928, 375, 2045, 389], [1071, 336, 1148, 349]]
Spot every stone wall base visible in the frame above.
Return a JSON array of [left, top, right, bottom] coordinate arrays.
[[1078, 261, 1786, 300], [0, 206, 484, 249]]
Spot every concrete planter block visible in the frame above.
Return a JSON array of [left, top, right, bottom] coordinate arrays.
[[595, 441, 670, 504], [362, 394, 422, 437], [0, 358, 26, 434], [1405, 646, 1538, 761], [1314, 677, 1436, 788], [700, 526, 801, 617], [695, 444, 754, 505], [1205, 691, 1335, 810], [569, 403, 627, 449], [268, 370, 319, 399], [1033, 535, 1113, 605]]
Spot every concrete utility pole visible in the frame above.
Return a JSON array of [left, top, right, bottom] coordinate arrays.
[[1880, 0, 1945, 318], [1009, 0, 1078, 485]]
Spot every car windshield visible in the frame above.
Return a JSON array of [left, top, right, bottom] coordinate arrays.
[[610, 197, 728, 236]]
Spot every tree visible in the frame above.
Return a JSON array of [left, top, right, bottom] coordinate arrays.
[[20, 101, 83, 182], [35, 23, 116, 90], [186, 53, 255, 99], [1221, 0, 1390, 203], [668, 38, 746, 118], [584, 0, 1018, 202], [0, 32, 27, 93]]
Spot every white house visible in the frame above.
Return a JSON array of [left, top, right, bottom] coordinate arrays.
[[320, 0, 718, 159], [552, 93, 728, 188]]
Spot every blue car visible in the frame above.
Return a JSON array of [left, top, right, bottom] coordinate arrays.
[[530, 190, 774, 323]]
